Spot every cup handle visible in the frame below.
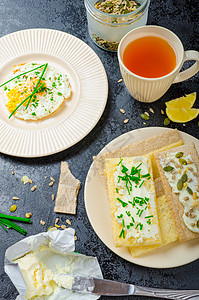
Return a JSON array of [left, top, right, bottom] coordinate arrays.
[[173, 50, 199, 83]]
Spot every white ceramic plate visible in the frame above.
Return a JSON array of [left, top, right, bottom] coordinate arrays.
[[85, 127, 199, 268], [0, 29, 108, 157]]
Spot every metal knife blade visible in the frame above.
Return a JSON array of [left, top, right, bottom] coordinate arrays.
[[57, 274, 199, 299], [72, 276, 134, 296]]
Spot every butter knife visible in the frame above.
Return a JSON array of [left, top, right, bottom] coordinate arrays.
[[63, 275, 199, 299]]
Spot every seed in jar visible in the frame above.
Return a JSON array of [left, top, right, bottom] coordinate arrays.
[[177, 179, 183, 191], [188, 167, 193, 171], [95, 0, 140, 15], [175, 152, 184, 158], [163, 166, 174, 172], [184, 196, 189, 201], [193, 172, 197, 176], [190, 223, 195, 227], [187, 186, 193, 195], [197, 220, 199, 228], [193, 199, 198, 207], [179, 158, 187, 165], [193, 192, 197, 200]]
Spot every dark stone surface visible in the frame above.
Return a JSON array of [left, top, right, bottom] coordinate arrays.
[[0, 0, 198, 299]]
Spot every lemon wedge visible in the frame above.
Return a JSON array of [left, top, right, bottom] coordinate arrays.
[[166, 107, 199, 123], [165, 92, 196, 110]]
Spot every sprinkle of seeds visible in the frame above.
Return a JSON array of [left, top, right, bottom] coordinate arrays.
[[143, 122, 146, 125], [55, 223, 61, 228], [66, 219, 71, 225], [141, 113, 149, 120], [25, 213, 32, 218], [164, 118, 170, 126], [28, 178, 33, 184], [31, 185, 37, 192], [61, 225, 66, 230], [50, 177, 55, 182], [49, 181, 54, 187], [12, 196, 19, 200], [10, 205, 17, 212], [120, 108, 125, 114], [51, 194, 55, 201], [144, 111, 149, 117], [55, 218, 59, 224], [11, 171, 15, 175], [40, 220, 45, 225], [149, 108, 154, 113], [124, 118, 129, 124], [117, 79, 123, 83], [161, 109, 164, 114], [74, 235, 77, 241]]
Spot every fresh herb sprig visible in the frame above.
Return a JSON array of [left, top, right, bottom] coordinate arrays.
[[0, 213, 31, 223], [25, 63, 48, 110], [0, 218, 27, 235], [0, 64, 45, 88], [0, 213, 32, 235]]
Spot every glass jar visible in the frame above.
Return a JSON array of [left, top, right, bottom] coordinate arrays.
[[84, 0, 150, 52]]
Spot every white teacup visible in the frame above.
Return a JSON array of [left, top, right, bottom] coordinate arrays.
[[118, 25, 199, 103]]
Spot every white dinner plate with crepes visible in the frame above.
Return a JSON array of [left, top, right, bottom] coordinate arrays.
[[0, 29, 108, 157], [85, 127, 199, 268]]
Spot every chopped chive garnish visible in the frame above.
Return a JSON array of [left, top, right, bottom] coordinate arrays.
[[57, 92, 62, 96], [141, 173, 150, 178], [117, 198, 128, 207], [139, 180, 144, 188], [116, 188, 118, 193], [145, 215, 153, 218], [32, 112, 36, 116]]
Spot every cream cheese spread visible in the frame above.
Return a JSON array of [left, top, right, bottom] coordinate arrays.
[[159, 152, 199, 233], [114, 156, 159, 243]]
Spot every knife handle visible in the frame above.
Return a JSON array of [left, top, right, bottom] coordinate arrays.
[[134, 285, 199, 299]]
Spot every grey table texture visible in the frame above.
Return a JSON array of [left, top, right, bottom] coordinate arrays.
[[0, 0, 199, 299]]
